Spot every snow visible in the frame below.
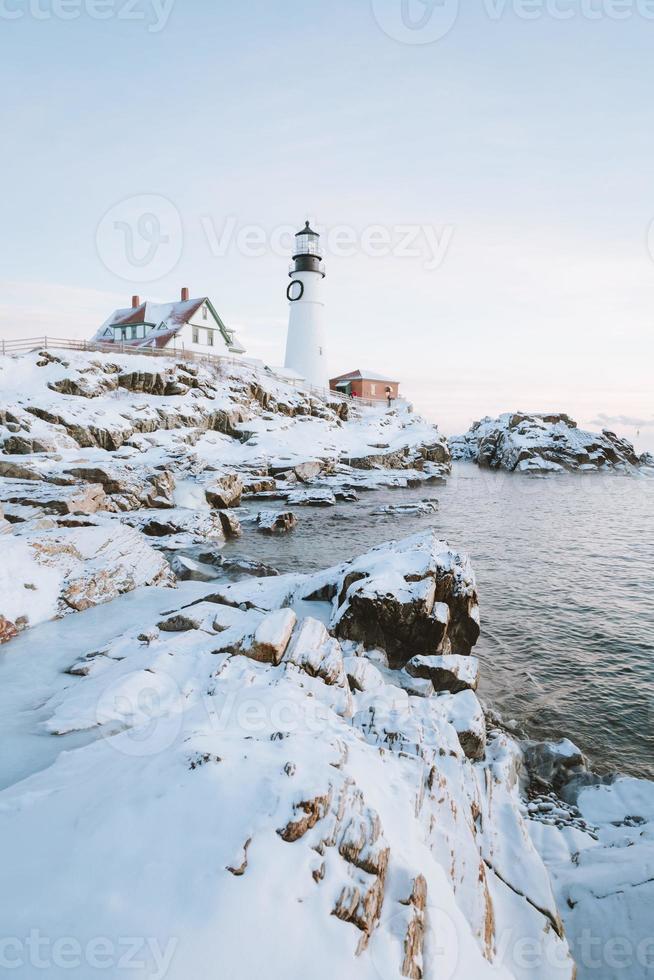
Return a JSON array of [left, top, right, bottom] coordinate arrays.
[[529, 776, 654, 979]]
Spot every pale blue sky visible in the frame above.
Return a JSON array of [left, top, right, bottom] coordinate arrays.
[[1, 1, 653, 448]]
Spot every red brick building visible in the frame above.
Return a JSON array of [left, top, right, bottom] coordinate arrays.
[[329, 369, 400, 401]]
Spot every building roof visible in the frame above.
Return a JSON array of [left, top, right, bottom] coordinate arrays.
[[94, 296, 245, 354], [331, 369, 398, 384], [296, 220, 319, 237]]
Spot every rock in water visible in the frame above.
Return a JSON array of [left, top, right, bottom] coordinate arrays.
[[257, 510, 298, 534], [328, 531, 480, 668], [450, 411, 647, 473]]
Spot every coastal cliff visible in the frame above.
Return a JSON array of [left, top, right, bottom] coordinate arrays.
[[0, 350, 651, 979]]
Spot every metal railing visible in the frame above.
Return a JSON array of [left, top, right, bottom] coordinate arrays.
[[0, 335, 404, 410]]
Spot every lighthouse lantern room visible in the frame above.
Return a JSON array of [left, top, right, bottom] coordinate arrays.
[[283, 221, 328, 389]]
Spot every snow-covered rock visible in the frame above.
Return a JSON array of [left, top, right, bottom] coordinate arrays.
[[0, 531, 576, 979], [315, 531, 480, 668], [257, 509, 298, 534], [406, 653, 480, 693], [450, 412, 648, 474], [0, 521, 173, 638]]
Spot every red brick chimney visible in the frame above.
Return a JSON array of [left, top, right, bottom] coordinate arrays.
[[131, 295, 140, 309], [181, 286, 189, 302]]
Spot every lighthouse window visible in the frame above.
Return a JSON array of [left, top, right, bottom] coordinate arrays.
[[319, 347, 323, 356]]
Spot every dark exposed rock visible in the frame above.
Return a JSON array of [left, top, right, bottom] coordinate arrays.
[[406, 654, 479, 693], [205, 474, 243, 509], [217, 510, 242, 538], [257, 510, 298, 534]]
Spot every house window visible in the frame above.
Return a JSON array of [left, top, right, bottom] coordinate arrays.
[[370, 384, 376, 395], [202, 306, 208, 321], [131, 326, 137, 339], [207, 330, 214, 346], [192, 326, 199, 344]]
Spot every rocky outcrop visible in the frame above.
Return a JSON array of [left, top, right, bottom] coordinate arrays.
[[324, 531, 480, 668], [0, 522, 173, 635], [0, 530, 577, 978], [205, 474, 243, 509], [451, 412, 650, 474], [257, 510, 297, 534], [406, 653, 479, 693], [0, 479, 108, 517]]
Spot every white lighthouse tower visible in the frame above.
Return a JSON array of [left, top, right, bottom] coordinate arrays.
[[284, 221, 328, 389]]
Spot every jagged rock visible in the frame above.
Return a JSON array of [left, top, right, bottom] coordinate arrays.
[[125, 509, 225, 541], [346, 448, 410, 470], [197, 553, 280, 577], [451, 412, 647, 473], [287, 488, 336, 507], [0, 479, 107, 516], [0, 615, 19, 644], [278, 789, 333, 843], [48, 372, 119, 398], [64, 465, 175, 511], [217, 510, 242, 538], [242, 476, 277, 495], [328, 532, 480, 669], [0, 523, 174, 630], [343, 656, 385, 693], [242, 609, 297, 665], [335, 577, 443, 668], [523, 738, 587, 793], [158, 612, 203, 632], [257, 510, 297, 534], [401, 875, 428, 980], [371, 499, 438, 516], [406, 654, 479, 693], [205, 474, 243, 509], [169, 555, 218, 582], [435, 691, 487, 761], [0, 460, 45, 481], [283, 618, 353, 717], [294, 460, 323, 483]]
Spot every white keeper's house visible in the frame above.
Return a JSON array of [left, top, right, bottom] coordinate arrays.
[[92, 288, 245, 355]]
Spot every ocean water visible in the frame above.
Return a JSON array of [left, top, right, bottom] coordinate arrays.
[[226, 463, 654, 780]]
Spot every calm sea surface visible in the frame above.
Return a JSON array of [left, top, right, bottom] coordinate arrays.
[[227, 463, 654, 780]]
